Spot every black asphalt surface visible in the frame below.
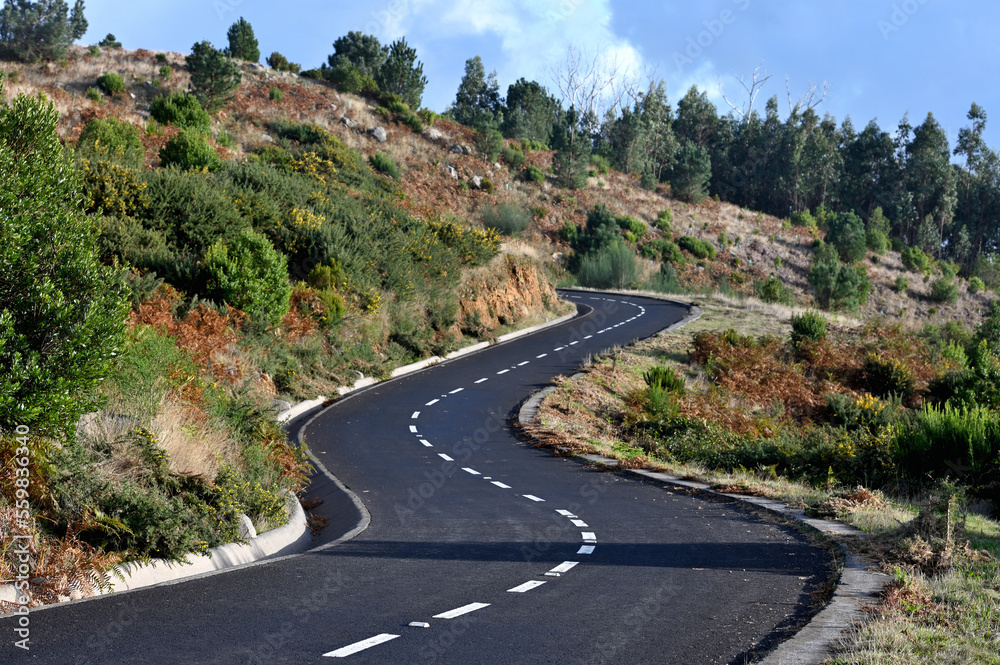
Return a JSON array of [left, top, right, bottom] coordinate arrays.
[[1, 291, 832, 664]]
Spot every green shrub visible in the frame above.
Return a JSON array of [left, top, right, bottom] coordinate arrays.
[[481, 203, 530, 236], [523, 164, 545, 182], [895, 404, 1000, 490], [644, 365, 685, 394], [866, 228, 889, 255], [368, 152, 399, 179], [827, 211, 867, 263], [86, 87, 102, 102], [893, 275, 909, 293], [324, 62, 378, 95], [646, 262, 679, 293], [78, 159, 150, 217], [940, 261, 959, 279], [790, 209, 816, 228], [754, 275, 793, 305], [929, 277, 959, 304], [502, 145, 526, 169], [863, 353, 915, 398], [480, 178, 494, 194], [226, 17, 260, 63], [826, 392, 901, 433], [529, 204, 547, 220], [559, 220, 578, 243], [901, 245, 932, 273], [76, 117, 145, 167], [96, 72, 125, 95], [266, 51, 301, 74], [269, 86, 283, 102], [655, 208, 673, 231], [617, 215, 646, 238], [809, 243, 871, 311], [969, 276, 986, 294], [203, 228, 291, 326], [158, 65, 172, 80], [159, 129, 222, 171], [150, 92, 211, 130], [87, 44, 100, 57], [417, 108, 436, 126], [474, 127, 504, 162], [155, 53, 167, 63], [0, 81, 130, 437], [576, 241, 639, 290], [589, 153, 611, 174], [98, 33, 121, 49], [790, 310, 827, 348], [677, 235, 716, 260]]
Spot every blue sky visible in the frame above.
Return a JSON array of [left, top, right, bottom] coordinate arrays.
[[80, 0, 1000, 151]]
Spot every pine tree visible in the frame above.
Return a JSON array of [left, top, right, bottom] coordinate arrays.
[[452, 55, 501, 130], [671, 141, 711, 203], [375, 38, 427, 109], [186, 40, 242, 113], [552, 107, 590, 190], [226, 16, 259, 63], [328, 31, 387, 78], [0, 0, 87, 62]]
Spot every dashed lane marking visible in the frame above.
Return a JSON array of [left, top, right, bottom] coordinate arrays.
[[425, 399, 439, 406], [497, 369, 510, 375], [449, 388, 464, 394], [578, 545, 596, 555], [323, 633, 400, 658], [438, 454, 454, 461], [491, 481, 511, 489], [462, 468, 481, 475], [523, 495, 545, 502], [536, 353, 548, 358], [571, 519, 589, 527], [409, 425, 418, 433], [419, 440, 433, 447], [475, 378, 488, 384], [507, 580, 546, 593], [433, 602, 490, 619], [411, 411, 420, 419]]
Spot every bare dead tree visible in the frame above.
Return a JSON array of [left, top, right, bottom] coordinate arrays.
[[549, 45, 645, 120], [719, 63, 772, 122], [785, 76, 830, 116]]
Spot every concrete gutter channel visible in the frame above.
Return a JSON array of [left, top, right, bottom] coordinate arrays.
[[0, 292, 888, 663], [516, 295, 891, 664]]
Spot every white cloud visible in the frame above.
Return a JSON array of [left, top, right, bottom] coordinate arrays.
[[383, 0, 646, 104]]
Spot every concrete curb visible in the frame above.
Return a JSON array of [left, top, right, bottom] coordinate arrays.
[[515, 296, 888, 665], [97, 489, 311, 594]]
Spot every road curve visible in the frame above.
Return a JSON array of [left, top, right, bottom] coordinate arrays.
[[1, 291, 832, 664]]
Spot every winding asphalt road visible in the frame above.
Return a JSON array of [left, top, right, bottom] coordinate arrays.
[[2, 290, 832, 664]]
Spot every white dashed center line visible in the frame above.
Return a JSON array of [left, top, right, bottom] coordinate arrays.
[[578, 545, 596, 555], [582, 532, 597, 543], [438, 454, 453, 461], [491, 481, 511, 489], [433, 602, 490, 619], [474, 378, 488, 384], [547, 561, 578, 574], [449, 388, 464, 394], [554, 346, 565, 352], [569, 341, 579, 345], [507, 580, 546, 593], [411, 411, 420, 419], [419, 439, 432, 447], [425, 399, 439, 406], [497, 369, 510, 374], [409, 425, 418, 433], [323, 633, 400, 658], [536, 353, 548, 358], [517, 361, 529, 366], [570, 519, 589, 527], [583, 335, 593, 340], [523, 495, 545, 502], [556, 509, 576, 517], [462, 468, 480, 475]]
